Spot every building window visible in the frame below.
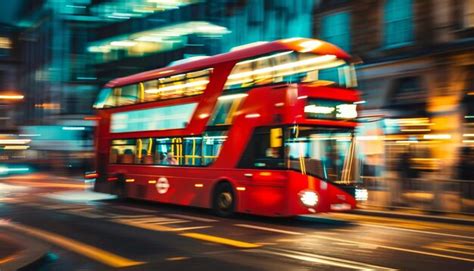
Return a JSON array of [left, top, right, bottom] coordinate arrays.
[[383, 0, 413, 48], [320, 11, 351, 52], [465, 0, 474, 28], [390, 76, 426, 106]]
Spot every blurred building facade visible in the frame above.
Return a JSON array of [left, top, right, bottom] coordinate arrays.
[[314, 0, 474, 211], [11, 0, 316, 172], [0, 23, 21, 132], [5, 0, 474, 210], [16, 0, 316, 122]]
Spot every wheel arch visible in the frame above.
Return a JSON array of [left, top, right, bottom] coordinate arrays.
[[210, 178, 238, 213]]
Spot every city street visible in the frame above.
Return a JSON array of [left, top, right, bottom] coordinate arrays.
[[0, 174, 473, 271]]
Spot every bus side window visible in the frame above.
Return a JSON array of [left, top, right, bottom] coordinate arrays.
[[224, 61, 253, 90], [253, 58, 272, 86], [93, 88, 116, 108], [142, 138, 154, 164], [202, 131, 227, 165], [272, 52, 295, 83], [154, 138, 182, 165], [110, 139, 136, 164], [135, 138, 154, 164], [208, 95, 245, 126], [185, 69, 210, 96], [121, 149, 135, 164], [109, 148, 119, 163], [117, 84, 138, 106], [183, 137, 203, 166], [143, 80, 159, 102]]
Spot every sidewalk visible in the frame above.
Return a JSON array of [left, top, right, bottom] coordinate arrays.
[[0, 229, 50, 271], [353, 205, 474, 225]]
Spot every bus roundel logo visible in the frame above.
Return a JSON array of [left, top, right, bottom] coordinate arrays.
[[156, 177, 170, 194]]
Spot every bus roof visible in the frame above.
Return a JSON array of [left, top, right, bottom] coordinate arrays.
[[106, 38, 352, 88]]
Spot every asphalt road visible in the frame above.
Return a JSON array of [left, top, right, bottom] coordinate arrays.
[[0, 173, 473, 271]]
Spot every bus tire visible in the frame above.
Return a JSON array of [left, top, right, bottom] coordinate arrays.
[[212, 182, 235, 217]]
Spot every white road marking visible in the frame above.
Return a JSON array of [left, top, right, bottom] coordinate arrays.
[[107, 214, 153, 219], [41, 204, 84, 210], [59, 208, 105, 219], [234, 224, 303, 235], [114, 205, 157, 214], [313, 234, 474, 263], [123, 216, 187, 224], [169, 226, 211, 231], [153, 220, 188, 225], [259, 248, 397, 270], [167, 214, 218, 223], [359, 223, 474, 240]]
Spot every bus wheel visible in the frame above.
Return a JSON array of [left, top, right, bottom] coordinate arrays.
[[213, 182, 235, 217]]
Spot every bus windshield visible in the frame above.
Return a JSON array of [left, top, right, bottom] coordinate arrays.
[[285, 126, 356, 184]]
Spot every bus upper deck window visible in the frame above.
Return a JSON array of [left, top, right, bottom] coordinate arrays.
[[117, 84, 139, 106], [143, 79, 159, 102], [253, 57, 273, 86], [93, 88, 116, 108], [225, 61, 253, 90]]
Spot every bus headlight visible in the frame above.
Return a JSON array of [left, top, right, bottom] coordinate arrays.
[[355, 188, 368, 201], [299, 190, 319, 207]]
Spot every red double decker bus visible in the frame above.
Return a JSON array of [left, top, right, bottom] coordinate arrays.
[[90, 38, 366, 217]]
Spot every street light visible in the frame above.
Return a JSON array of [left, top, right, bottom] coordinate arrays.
[[0, 95, 24, 100]]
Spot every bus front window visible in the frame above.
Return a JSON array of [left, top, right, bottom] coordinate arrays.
[[285, 126, 356, 184]]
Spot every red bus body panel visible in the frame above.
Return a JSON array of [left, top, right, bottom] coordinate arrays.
[[93, 38, 361, 217]]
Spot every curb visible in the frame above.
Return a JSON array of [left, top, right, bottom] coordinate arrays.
[[351, 209, 474, 226], [0, 231, 50, 271]]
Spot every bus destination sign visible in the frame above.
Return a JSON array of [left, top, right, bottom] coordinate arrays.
[[304, 99, 357, 120]]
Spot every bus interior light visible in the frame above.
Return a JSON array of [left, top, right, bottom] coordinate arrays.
[[145, 79, 209, 94], [217, 93, 248, 101]]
